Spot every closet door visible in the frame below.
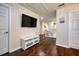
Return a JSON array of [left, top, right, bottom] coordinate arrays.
[[0, 5, 9, 55], [69, 10, 79, 49]]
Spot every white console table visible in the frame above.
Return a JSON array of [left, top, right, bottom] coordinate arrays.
[[21, 34, 39, 50]]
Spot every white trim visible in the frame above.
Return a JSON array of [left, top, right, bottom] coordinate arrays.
[[56, 43, 70, 48], [9, 47, 21, 53], [68, 10, 72, 49]]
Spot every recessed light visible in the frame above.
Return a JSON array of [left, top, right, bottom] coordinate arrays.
[[41, 17, 44, 20]]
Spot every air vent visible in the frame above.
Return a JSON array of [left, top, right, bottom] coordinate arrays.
[[58, 3, 64, 7]]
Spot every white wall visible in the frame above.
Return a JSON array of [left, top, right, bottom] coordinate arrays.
[[56, 8, 69, 47], [56, 4, 79, 48], [48, 21, 54, 29], [4, 3, 40, 52], [48, 18, 56, 29]]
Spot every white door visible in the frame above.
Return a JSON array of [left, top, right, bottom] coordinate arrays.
[[0, 5, 9, 55], [69, 10, 79, 50]]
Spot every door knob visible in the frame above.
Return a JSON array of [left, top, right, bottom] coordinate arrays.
[[4, 32, 8, 34]]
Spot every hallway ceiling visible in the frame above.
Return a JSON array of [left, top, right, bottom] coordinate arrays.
[[19, 3, 62, 21], [19, 3, 61, 16]]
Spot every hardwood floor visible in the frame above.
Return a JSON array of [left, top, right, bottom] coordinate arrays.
[[1, 35, 79, 56]]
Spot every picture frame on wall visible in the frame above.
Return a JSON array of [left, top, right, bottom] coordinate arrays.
[[59, 17, 65, 23]]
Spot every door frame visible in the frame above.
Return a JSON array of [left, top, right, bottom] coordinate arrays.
[[0, 4, 11, 53]]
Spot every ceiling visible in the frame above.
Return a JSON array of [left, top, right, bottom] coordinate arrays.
[[19, 3, 62, 21]]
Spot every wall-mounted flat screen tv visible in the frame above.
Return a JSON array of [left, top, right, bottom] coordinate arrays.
[[21, 14, 37, 27]]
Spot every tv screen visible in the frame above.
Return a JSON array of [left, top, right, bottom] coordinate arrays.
[[21, 14, 37, 27]]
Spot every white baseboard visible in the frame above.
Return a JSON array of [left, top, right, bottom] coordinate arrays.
[[9, 47, 21, 53], [56, 44, 70, 48]]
